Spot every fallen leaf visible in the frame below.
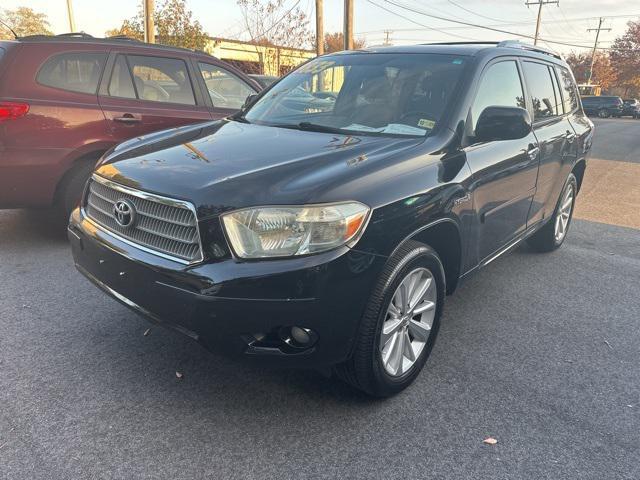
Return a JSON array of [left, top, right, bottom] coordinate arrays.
[[175, 371, 184, 380], [483, 437, 498, 445], [143, 328, 151, 337]]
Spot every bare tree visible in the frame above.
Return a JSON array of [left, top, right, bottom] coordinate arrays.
[[324, 32, 365, 53], [237, 0, 313, 49], [236, 0, 314, 75]]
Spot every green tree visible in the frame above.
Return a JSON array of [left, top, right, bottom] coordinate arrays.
[[0, 7, 53, 39], [106, 0, 208, 50]]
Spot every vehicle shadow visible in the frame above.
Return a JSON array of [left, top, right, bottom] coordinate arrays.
[[0, 209, 68, 246]]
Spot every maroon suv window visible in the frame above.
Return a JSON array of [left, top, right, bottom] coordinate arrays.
[[36, 52, 107, 94], [108, 54, 196, 105]]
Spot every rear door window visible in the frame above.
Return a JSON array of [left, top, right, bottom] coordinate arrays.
[[198, 62, 256, 109], [37, 52, 107, 94], [556, 67, 579, 113], [522, 61, 562, 120], [110, 55, 196, 105], [471, 60, 526, 132]]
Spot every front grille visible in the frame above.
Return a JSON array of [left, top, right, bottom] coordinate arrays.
[[85, 176, 203, 263]]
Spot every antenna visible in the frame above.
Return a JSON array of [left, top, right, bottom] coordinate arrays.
[[0, 18, 18, 39]]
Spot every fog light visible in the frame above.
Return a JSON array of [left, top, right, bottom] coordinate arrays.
[[252, 332, 267, 342], [291, 326, 311, 345], [280, 326, 318, 349]]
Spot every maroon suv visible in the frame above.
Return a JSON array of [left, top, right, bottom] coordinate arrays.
[[0, 34, 260, 215]]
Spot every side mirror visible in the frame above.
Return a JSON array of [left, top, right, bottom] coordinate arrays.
[[475, 106, 532, 143], [242, 94, 258, 111]]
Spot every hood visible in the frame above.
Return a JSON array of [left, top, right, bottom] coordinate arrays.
[[96, 120, 437, 217]]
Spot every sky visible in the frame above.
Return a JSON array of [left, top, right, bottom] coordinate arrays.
[[3, 0, 639, 55]]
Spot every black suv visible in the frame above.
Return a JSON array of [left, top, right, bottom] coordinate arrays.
[[69, 41, 593, 396], [622, 98, 640, 119], [581, 95, 624, 118]]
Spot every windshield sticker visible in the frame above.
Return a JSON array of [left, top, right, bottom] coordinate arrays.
[[452, 58, 464, 65], [418, 119, 435, 129]]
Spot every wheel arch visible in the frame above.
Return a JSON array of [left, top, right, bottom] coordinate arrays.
[[571, 159, 587, 192], [391, 218, 463, 295], [53, 149, 106, 205]]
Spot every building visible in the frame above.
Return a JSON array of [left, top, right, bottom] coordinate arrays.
[[205, 37, 315, 76]]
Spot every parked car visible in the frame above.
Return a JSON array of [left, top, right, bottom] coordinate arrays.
[[621, 98, 640, 118], [0, 34, 260, 216], [69, 41, 593, 396], [580, 95, 623, 118], [249, 74, 279, 88]]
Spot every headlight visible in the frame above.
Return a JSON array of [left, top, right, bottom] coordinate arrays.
[[221, 202, 370, 258]]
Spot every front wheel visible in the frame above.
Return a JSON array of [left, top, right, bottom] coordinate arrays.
[[527, 173, 577, 252], [335, 240, 445, 397]]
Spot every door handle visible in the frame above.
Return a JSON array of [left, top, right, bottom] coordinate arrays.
[[527, 146, 540, 162], [113, 114, 141, 124]]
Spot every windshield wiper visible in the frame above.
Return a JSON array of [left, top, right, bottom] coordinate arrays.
[[296, 122, 351, 134], [230, 112, 250, 124]]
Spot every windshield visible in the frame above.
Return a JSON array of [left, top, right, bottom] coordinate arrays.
[[243, 53, 467, 137]]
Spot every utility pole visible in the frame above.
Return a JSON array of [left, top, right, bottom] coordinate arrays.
[[383, 30, 393, 45], [587, 17, 611, 85], [525, 0, 559, 45], [343, 0, 354, 50], [315, 0, 324, 56], [66, 0, 76, 32], [144, 0, 155, 44]]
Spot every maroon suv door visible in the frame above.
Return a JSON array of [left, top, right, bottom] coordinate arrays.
[[98, 52, 212, 141]]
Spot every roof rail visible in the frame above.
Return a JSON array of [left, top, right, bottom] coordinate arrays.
[[56, 32, 94, 38], [496, 40, 562, 60], [107, 35, 142, 43], [16, 34, 211, 56], [423, 41, 500, 46]]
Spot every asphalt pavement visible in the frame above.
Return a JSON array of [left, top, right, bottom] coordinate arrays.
[[1, 119, 639, 480]]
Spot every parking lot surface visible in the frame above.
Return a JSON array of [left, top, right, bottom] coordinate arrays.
[[1, 119, 639, 479]]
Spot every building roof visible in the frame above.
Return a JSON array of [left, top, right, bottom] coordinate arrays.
[[207, 36, 315, 54]]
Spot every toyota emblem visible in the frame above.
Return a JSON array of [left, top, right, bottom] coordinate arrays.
[[113, 199, 136, 228]]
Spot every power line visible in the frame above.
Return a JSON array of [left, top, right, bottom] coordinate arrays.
[[444, 0, 512, 23], [365, 0, 481, 41], [524, 0, 559, 46], [587, 17, 611, 84], [356, 14, 639, 35], [368, 0, 637, 50]]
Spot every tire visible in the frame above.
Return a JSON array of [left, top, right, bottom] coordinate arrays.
[[335, 240, 445, 397], [527, 173, 577, 253], [54, 159, 97, 220], [597, 109, 609, 118]]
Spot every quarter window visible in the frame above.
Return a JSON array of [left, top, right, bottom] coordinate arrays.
[[556, 66, 579, 113], [198, 63, 256, 109], [522, 61, 562, 120], [108, 55, 136, 99], [37, 52, 107, 94], [108, 55, 195, 105], [471, 61, 525, 132]]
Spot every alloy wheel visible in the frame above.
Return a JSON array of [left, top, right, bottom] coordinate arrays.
[[554, 183, 574, 243], [379, 267, 437, 377]]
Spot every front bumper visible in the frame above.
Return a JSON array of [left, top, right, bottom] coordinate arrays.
[[68, 208, 385, 367]]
